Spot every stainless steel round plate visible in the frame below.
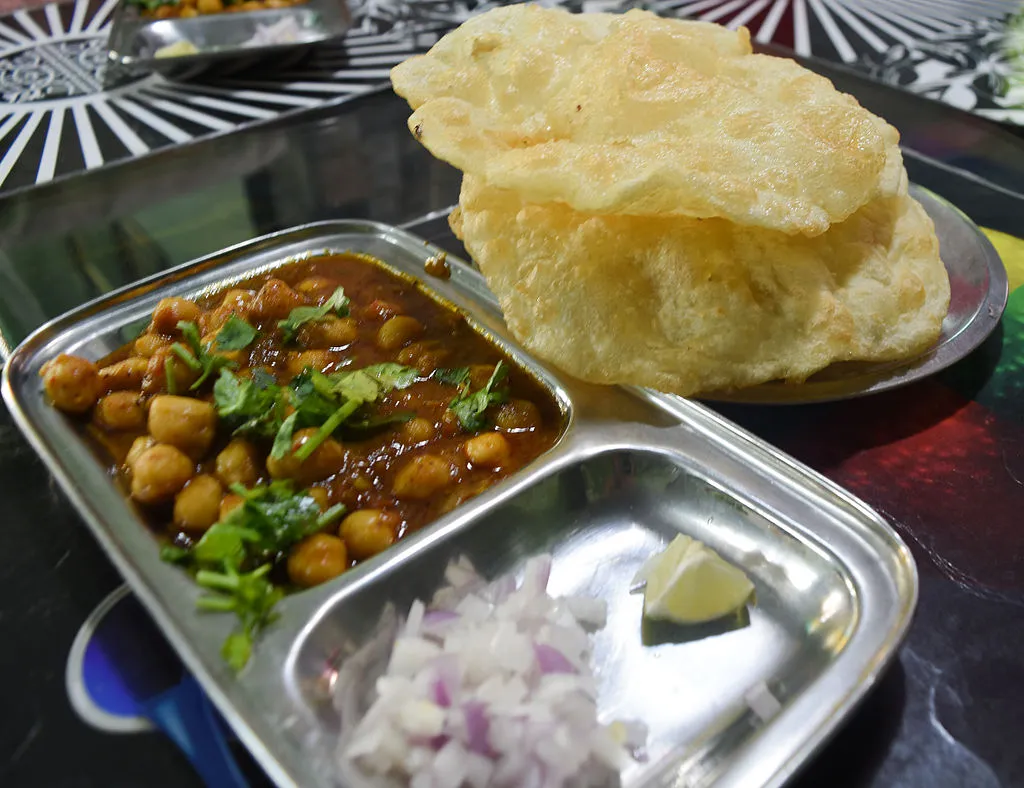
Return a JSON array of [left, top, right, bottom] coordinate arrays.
[[703, 185, 1009, 405]]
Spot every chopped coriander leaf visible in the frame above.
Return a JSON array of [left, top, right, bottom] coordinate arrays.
[[162, 482, 344, 671], [448, 360, 510, 432], [160, 544, 190, 563], [270, 411, 299, 461], [196, 563, 281, 673], [293, 400, 363, 462], [223, 481, 346, 563], [278, 287, 350, 343], [343, 411, 415, 433], [215, 316, 259, 351], [221, 632, 254, 673], [250, 367, 277, 389], [361, 363, 420, 390], [214, 368, 284, 440], [318, 503, 347, 529], [271, 363, 418, 460], [287, 370, 344, 425], [171, 320, 237, 390], [193, 521, 262, 567], [334, 369, 380, 403], [433, 367, 471, 388]]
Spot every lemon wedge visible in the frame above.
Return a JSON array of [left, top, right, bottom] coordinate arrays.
[[637, 534, 754, 624]]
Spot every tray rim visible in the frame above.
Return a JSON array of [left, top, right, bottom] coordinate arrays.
[[1, 219, 918, 788]]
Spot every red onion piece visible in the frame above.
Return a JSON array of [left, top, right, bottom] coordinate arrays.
[[534, 643, 577, 675]]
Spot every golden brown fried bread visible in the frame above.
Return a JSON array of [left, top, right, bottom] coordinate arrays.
[[392, 5, 900, 236], [451, 176, 950, 396]]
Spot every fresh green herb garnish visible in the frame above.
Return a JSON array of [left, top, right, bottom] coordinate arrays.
[[215, 360, 420, 462], [344, 412, 416, 432], [213, 368, 285, 440], [160, 544, 190, 563], [195, 564, 281, 673], [277, 287, 350, 343], [164, 481, 346, 671], [268, 364, 420, 460], [197, 481, 346, 565], [361, 363, 421, 391], [293, 401, 362, 462], [270, 411, 299, 461], [164, 356, 177, 396], [433, 367, 471, 387], [446, 361, 510, 432], [215, 316, 259, 351], [171, 320, 237, 390]]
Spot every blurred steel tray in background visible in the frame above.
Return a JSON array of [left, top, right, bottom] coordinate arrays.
[[106, 0, 352, 81]]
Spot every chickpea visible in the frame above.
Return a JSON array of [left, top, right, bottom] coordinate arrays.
[[469, 364, 498, 389], [98, 357, 148, 392], [495, 399, 542, 432], [295, 277, 337, 300], [154, 4, 175, 17], [464, 432, 511, 469], [392, 454, 453, 500], [364, 300, 401, 321], [266, 428, 346, 486], [41, 354, 101, 414], [196, 0, 223, 12], [148, 396, 217, 459], [285, 350, 335, 378], [377, 316, 423, 351], [142, 348, 200, 395], [131, 444, 194, 504], [439, 409, 462, 437], [179, 7, 198, 16], [401, 417, 436, 444], [134, 333, 170, 358], [220, 493, 244, 519], [173, 475, 223, 532], [307, 486, 330, 511], [125, 435, 156, 472], [221, 289, 254, 313], [200, 306, 238, 336], [396, 341, 451, 374], [287, 534, 347, 588], [424, 253, 451, 280], [439, 479, 492, 515], [239, 1, 263, 9], [340, 509, 399, 560], [297, 316, 358, 348], [215, 438, 260, 488], [151, 298, 202, 335], [95, 391, 147, 431], [250, 279, 305, 322]]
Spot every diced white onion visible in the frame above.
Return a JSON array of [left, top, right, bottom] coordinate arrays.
[[336, 554, 646, 786]]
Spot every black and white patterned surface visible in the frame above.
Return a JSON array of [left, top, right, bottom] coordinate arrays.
[[0, 0, 1022, 193]]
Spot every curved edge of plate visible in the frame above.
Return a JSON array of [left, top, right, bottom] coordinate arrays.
[[701, 185, 1009, 406]]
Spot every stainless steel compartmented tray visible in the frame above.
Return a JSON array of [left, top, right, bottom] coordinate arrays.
[[106, 0, 351, 76], [2, 221, 917, 788]]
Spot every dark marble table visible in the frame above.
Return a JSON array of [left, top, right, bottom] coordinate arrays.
[[1, 51, 1023, 788]]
